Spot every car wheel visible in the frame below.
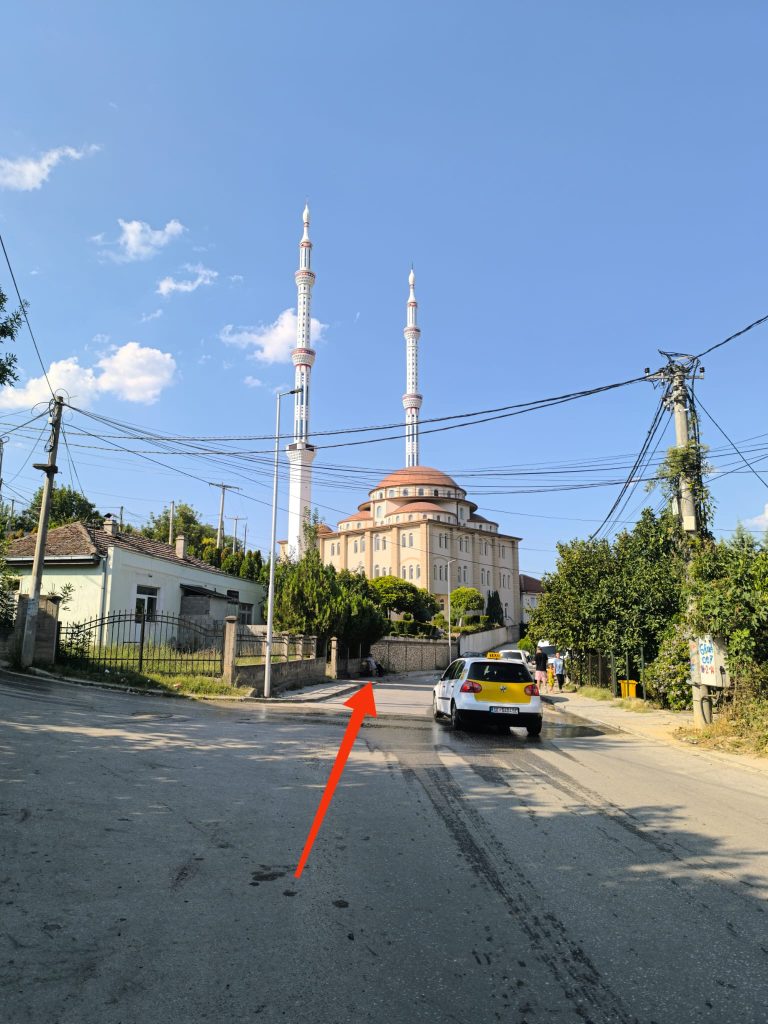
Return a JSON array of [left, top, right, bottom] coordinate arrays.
[[527, 719, 543, 738], [450, 701, 463, 730], [432, 693, 442, 721]]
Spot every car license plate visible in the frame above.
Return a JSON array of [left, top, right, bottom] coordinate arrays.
[[490, 706, 518, 714]]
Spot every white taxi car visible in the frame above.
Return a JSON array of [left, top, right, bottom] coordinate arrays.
[[432, 652, 543, 736]]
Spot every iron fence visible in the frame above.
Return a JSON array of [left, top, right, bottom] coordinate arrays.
[[57, 611, 224, 677]]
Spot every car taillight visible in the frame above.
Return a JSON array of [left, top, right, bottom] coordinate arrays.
[[460, 680, 482, 693], [524, 684, 539, 696]]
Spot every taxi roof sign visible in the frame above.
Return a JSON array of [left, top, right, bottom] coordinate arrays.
[[485, 651, 501, 659]]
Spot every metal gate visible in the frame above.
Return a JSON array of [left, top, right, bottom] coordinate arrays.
[[57, 611, 224, 677]]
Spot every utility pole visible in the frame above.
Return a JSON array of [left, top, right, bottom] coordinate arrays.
[[227, 515, 245, 555], [650, 355, 709, 724], [242, 523, 248, 554], [119, 505, 124, 530], [209, 483, 240, 549], [20, 396, 63, 669], [0, 435, 6, 505], [168, 500, 175, 545]]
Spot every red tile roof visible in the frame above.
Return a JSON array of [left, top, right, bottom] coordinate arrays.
[[371, 466, 463, 492], [7, 522, 232, 577]]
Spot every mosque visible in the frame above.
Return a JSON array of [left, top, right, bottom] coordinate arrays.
[[279, 208, 521, 631]]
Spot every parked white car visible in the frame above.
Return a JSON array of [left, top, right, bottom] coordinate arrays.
[[433, 654, 543, 736], [497, 648, 535, 670]]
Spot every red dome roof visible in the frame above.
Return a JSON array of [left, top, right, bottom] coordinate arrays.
[[394, 501, 449, 514], [371, 466, 462, 492]]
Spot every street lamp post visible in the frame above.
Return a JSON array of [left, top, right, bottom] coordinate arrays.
[[264, 387, 300, 700]]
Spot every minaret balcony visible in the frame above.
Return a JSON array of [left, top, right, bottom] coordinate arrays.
[[402, 393, 423, 410]]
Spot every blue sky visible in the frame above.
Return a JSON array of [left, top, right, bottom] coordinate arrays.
[[1, 1, 767, 575]]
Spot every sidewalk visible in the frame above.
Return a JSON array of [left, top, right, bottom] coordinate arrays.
[[542, 689, 693, 743]]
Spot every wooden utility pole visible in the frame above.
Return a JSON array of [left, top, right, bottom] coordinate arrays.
[[20, 396, 63, 668]]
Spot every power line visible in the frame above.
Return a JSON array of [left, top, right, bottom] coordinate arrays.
[[0, 231, 55, 399], [693, 394, 768, 492], [694, 312, 768, 360]]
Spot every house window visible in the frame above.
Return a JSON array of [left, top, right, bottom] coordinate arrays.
[[239, 604, 253, 626], [135, 584, 158, 621]]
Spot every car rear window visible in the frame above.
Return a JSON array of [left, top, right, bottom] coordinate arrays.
[[467, 661, 531, 683]]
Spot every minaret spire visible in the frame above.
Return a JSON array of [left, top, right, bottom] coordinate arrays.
[[402, 267, 422, 467], [286, 204, 317, 555]]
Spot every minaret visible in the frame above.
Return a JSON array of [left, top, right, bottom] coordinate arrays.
[[402, 267, 422, 467], [286, 204, 317, 555]]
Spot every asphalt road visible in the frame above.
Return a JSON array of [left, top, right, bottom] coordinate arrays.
[[2, 671, 767, 1024]]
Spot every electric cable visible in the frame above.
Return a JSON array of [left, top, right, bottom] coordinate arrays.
[[0, 231, 55, 399]]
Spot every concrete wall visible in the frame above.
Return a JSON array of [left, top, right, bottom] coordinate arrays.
[[232, 656, 329, 695], [370, 636, 459, 674], [458, 624, 516, 655]]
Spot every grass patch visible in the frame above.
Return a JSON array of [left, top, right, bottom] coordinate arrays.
[[577, 685, 614, 701], [677, 696, 768, 757], [51, 662, 248, 698]]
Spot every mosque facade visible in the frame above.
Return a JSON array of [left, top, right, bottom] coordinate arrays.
[[282, 208, 521, 630]]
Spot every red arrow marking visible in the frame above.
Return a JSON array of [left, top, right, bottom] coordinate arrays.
[[294, 682, 377, 878]]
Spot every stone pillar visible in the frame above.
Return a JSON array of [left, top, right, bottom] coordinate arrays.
[[222, 615, 238, 686], [327, 637, 339, 678]]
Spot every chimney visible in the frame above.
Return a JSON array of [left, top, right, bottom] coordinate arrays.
[[103, 514, 117, 537], [175, 535, 188, 559]]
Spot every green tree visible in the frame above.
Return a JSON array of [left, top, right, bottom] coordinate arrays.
[[273, 547, 341, 643], [449, 586, 484, 626], [141, 502, 218, 557], [370, 575, 422, 617], [0, 285, 20, 389], [335, 570, 388, 648], [19, 484, 101, 533], [486, 589, 504, 626], [239, 549, 264, 581]]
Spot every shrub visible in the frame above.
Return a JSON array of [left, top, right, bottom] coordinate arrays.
[[644, 623, 692, 711]]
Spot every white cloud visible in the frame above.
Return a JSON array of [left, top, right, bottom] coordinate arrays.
[[0, 342, 176, 410], [744, 503, 768, 531], [92, 333, 110, 345], [0, 144, 99, 191], [140, 309, 163, 322], [220, 308, 326, 364], [157, 263, 217, 297], [229, 274, 244, 283], [244, 375, 263, 388], [100, 218, 185, 262]]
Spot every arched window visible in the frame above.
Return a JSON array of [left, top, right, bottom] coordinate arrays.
[[504, 602, 508, 618], [382, 537, 387, 550], [401, 534, 407, 547], [408, 565, 414, 580], [401, 567, 407, 580], [388, 489, 395, 497], [360, 539, 365, 552], [433, 564, 437, 580], [416, 566, 421, 579], [484, 542, 489, 555], [409, 533, 414, 547], [374, 535, 380, 551], [463, 566, 467, 583], [374, 565, 379, 577], [418, 488, 424, 496], [438, 565, 443, 581], [434, 489, 439, 496], [402, 488, 409, 496], [353, 540, 358, 553]]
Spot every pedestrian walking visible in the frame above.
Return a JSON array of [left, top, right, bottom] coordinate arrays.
[[534, 644, 549, 692], [553, 652, 565, 692]]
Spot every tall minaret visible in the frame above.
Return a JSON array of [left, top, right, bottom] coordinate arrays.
[[402, 267, 422, 467], [286, 204, 317, 555]]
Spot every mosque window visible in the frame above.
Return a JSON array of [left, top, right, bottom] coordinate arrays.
[[402, 488, 409, 496], [504, 602, 509, 619], [360, 539, 365, 552], [433, 489, 439, 497], [416, 566, 421, 579], [376, 505, 383, 517], [401, 535, 407, 547], [484, 542, 489, 555], [353, 540, 358, 554], [433, 564, 437, 580], [409, 533, 414, 547], [418, 488, 424, 496], [382, 537, 387, 550], [408, 566, 413, 580], [401, 567, 407, 579], [374, 536, 380, 551], [388, 489, 395, 497], [463, 567, 467, 583], [408, 515, 413, 521], [374, 565, 379, 577]]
